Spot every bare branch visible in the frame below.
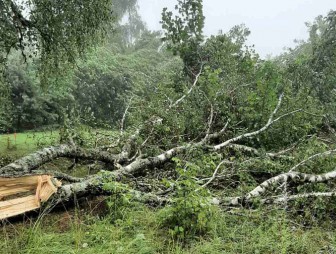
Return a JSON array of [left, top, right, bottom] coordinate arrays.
[[170, 66, 203, 108], [33, 171, 84, 183], [267, 145, 297, 158], [52, 174, 169, 207], [0, 144, 131, 177], [227, 144, 294, 159], [229, 168, 336, 205], [120, 96, 133, 136], [270, 192, 336, 204], [119, 145, 191, 177], [214, 94, 301, 150], [289, 149, 336, 172], [202, 104, 214, 143], [199, 160, 229, 189], [203, 119, 230, 143]]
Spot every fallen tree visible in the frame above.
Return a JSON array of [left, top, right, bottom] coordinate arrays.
[[1, 92, 334, 220]]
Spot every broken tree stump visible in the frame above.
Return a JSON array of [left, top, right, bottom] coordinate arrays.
[[0, 175, 61, 220]]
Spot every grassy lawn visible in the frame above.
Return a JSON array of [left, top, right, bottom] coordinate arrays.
[[0, 131, 60, 157]]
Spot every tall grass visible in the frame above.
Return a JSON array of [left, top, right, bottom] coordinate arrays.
[[0, 203, 335, 254]]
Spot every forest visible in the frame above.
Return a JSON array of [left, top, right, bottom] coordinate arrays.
[[0, 0, 336, 253]]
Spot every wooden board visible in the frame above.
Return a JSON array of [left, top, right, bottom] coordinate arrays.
[[0, 175, 61, 220]]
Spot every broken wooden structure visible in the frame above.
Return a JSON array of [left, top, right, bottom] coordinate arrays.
[[0, 175, 61, 220]]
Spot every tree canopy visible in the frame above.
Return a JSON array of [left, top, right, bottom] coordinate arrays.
[[0, 0, 114, 75]]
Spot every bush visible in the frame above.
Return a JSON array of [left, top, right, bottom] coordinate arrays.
[[158, 158, 216, 243]]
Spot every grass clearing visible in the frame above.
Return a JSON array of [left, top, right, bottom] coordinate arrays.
[[0, 131, 60, 157]]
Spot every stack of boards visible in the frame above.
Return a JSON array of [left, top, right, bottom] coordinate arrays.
[[0, 175, 61, 220]]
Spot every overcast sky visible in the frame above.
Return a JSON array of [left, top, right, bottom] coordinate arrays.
[[138, 0, 336, 58]]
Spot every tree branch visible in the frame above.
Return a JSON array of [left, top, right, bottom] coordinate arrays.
[[199, 159, 229, 189], [229, 167, 336, 205], [214, 94, 301, 150], [10, 0, 33, 28], [227, 144, 294, 159], [0, 144, 132, 177], [270, 191, 336, 204], [289, 149, 336, 172], [170, 66, 203, 108]]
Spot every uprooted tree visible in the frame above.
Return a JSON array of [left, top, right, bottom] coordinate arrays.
[[1, 0, 336, 222]]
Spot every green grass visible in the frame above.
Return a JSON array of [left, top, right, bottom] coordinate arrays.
[[0, 203, 335, 254], [0, 131, 60, 157], [0, 128, 120, 158]]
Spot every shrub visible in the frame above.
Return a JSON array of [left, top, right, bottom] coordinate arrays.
[[158, 158, 215, 243]]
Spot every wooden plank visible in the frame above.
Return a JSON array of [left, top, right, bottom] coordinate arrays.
[[0, 175, 51, 187], [35, 176, 42, 207]]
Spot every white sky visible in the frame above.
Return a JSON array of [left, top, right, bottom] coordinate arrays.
[[138, 0, 336, 58]]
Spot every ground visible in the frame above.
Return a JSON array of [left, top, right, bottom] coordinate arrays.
[[0, 131, 336, 254]]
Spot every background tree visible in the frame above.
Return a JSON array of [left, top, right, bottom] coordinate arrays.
[[0, 0, 117, 131], [161, 0, 205, 77], [0, 0, 114, 78], [0, 0, 147, 132]]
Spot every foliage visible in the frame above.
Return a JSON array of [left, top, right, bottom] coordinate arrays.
[[109, 0, 148, 50], [103, 176, 137, 223], [310, 11, 336, 103], [3, 51, 73, 132], [0, 0, 114, 82], [161, 0, 205, 75], [0, 76, 12, 132], [0, 6, 166, 132], [73, 37, 171, 127], [277, 10, 336, 126], [159, 158, 215, 242]]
